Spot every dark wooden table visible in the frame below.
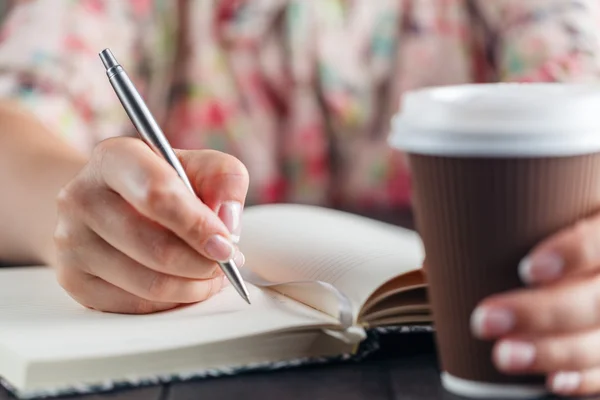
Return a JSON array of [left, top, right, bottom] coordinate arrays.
[[0, 208, 581, 400]]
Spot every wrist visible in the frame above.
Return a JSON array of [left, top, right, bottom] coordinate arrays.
[[0, 101, 89, 265]]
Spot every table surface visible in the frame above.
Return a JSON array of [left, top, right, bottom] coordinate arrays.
[[0, 208, 580, 400]]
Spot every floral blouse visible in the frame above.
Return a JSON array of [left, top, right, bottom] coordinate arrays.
[[0, 0, 599, 209]]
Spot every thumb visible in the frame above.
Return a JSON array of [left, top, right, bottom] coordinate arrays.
[[176, 149, 249, 241]]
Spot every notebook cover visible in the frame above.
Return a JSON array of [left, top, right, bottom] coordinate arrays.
[[1, 325, 433, 399]]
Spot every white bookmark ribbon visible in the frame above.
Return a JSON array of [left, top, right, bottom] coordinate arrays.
[[241, 269, 359, 339]]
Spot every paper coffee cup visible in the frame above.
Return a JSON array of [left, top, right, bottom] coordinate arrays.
[[390, 83, 600, 398]]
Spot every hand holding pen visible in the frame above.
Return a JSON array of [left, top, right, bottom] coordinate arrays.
[[50, 50, 250, 314]]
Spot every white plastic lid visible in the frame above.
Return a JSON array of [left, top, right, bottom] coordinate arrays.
[[389, 83, 600, 157]]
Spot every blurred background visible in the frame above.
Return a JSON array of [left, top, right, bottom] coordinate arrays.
[[0, 0, 599, 240]]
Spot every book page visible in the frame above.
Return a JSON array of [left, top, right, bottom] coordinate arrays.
[[0, 267, 337, 362], [238, 204, 425, 322]]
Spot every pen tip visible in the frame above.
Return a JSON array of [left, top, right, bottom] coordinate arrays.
[[220, 260, 251, 305], [238, 285, 251, 305]]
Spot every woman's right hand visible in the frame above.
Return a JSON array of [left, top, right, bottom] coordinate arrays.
[[52, 137, 249, 314]]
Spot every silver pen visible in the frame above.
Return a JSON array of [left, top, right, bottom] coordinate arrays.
[[99, 48, 251, 304]]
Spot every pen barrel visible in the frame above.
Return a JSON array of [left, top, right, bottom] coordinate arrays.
[[107, 68, 194, 194], [99, 49, 249, 303]]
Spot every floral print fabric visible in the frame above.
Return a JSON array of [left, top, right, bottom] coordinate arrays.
[[1, 0, 599, 208]]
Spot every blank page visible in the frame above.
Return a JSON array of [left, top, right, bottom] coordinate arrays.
[[238, 204, 425, 315], [0, 267, 335, 362]]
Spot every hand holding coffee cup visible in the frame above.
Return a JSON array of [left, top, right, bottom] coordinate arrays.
[[473, 215, 600, 398], [391, 83, 600, 398]]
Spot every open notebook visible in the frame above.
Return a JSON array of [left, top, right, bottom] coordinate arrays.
[[0, 204, 429, 399]]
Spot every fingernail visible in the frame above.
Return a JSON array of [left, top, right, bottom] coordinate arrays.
[[205, 235, 235, 262], [495, 340, 536, 371], [471, 307, 515, 338], [519, 252, 563, 284], [551, 372, 581, 395], [233, 249, 245, 267], [218, 201, 242, 243]]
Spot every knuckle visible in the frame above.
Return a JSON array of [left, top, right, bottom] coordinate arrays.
[[93, 137, 122, 161], [143, 179, 182, 217], [545, 276, 600, 333], [570, 220, 596, 265], [540, 340, 575, 368], [185, 213, 212, 244], [144, 273, 176, 301], [56, 185, 77, 212], [94, 137, 118, 153], [552, 336, 597, 369], [551, 293, 578, 330], [53, 221, 73, 252], [56, 178, 94, 217], [55, 186, 70, 210], [569, 345, 596, 369], [91, 138, 117, 170], [149, 233, 181, 267]]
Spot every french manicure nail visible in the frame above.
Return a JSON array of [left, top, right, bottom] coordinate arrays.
[[233, 250, 245, 267], [470, 306, 515, 338], [551, 372, 581, 395], [205, 235, 235, 262], [518, 252, 563, 284], [218, 201, 242, 243], [495, 340, 536, 371]]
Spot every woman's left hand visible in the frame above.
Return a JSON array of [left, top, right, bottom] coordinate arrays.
[[471, 213, 600, 397]]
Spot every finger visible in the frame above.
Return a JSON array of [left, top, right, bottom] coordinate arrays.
[[57, 267, 177, 314], [491, 329, 600, 375], [60, 224, 227, 304], [470, 273, 600, 338], [75, 187, 226, 280], [518, 214, 600, 285], [548, 368, 600, 397], [54, 200, 176, 313], [177, 149, 249, 241], [93, 138, 236, 263]]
